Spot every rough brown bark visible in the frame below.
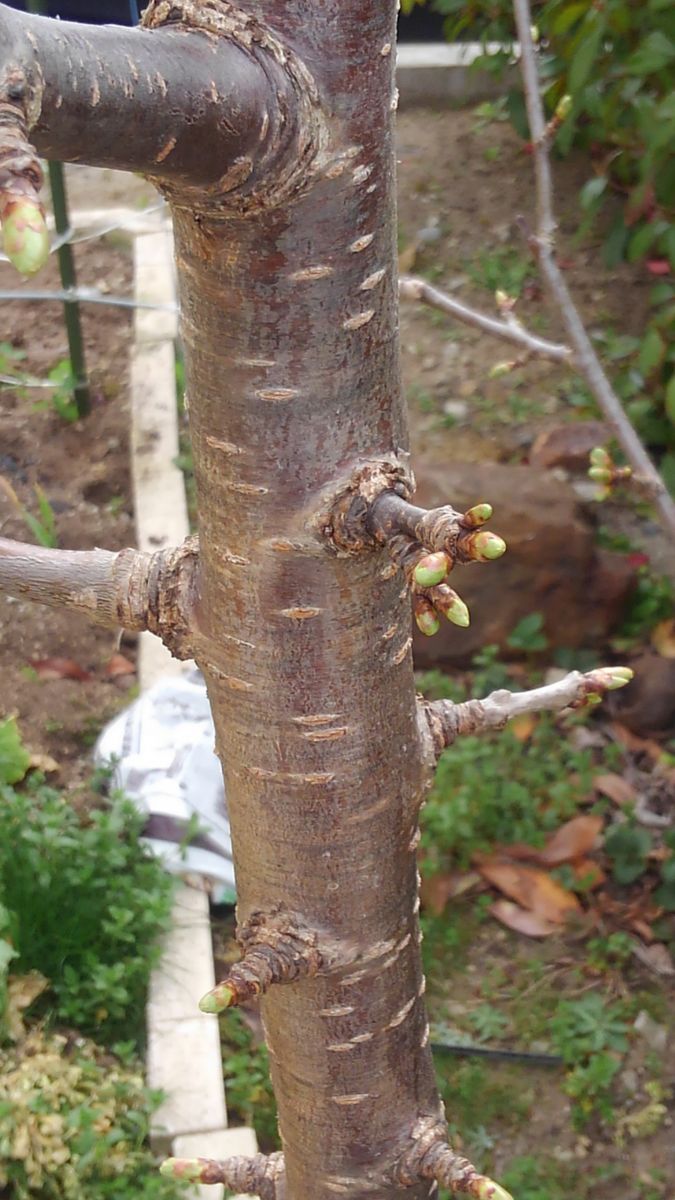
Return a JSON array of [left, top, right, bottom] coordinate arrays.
[[170, 2, 443, 1193]]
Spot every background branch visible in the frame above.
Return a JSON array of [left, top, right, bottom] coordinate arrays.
[[399, 275, 572, 365], [512, 0, 675, 539]]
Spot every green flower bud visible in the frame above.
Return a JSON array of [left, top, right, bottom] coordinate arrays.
[[413, 551, 450, 588], [463, 502, 493, 528], [471, 531, 507, 562], [2, 197, 49, 275], [589, 447, 610, 468], [199, 984, 235, 1014]]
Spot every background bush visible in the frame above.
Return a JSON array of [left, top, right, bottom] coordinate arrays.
[[0, 731, 175, 1044]]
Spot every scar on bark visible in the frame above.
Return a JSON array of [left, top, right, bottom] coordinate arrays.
[[198, 908, 323, 1013], [320, 460, 507, 636]]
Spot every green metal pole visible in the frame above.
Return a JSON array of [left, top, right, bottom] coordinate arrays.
[[26, 0, 90, 417]]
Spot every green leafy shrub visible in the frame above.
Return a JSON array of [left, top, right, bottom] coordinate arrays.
[[0, 1025, 185, 1200], [0, 769, 175, 1043]]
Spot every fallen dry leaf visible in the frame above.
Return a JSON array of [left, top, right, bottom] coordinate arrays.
[[651, 619, 675, 659], [105, 653, 136, 678], [630, 919, 655, 944], [537, 815, 604, 866], [420, 870, 481, 916], [490, 899, 558, 938], [30, 657, 92, 682], [570, 858, 606, 891], [477, 860, 581, 923], [27, 751, 59, 774], [593, 772, 636, 807], [509, 712, 538, 742]]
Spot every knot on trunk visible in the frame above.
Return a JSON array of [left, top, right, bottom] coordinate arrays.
[[123, 535, 199, 659], [199, 908, 323, 1012], [0, 86, 48, 275], [142, 0, 327, 214]]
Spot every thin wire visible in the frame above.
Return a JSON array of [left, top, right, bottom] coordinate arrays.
[[0, 287, 177, 312]]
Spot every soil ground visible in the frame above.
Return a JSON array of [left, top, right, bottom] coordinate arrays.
[[1, 113, 672, 1198]]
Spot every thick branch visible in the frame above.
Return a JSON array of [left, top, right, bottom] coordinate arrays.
[[0, 536, 198, 657], [399, 275, 572, 365], [0, 2, 318, 206], [513, 0, 675, 540], [422, 666, 633, 760]]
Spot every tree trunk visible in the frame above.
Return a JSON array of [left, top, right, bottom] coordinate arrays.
[[0, 3, 633, 1196]]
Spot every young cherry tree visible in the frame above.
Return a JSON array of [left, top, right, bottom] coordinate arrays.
[[0, 2, 635, 1197]]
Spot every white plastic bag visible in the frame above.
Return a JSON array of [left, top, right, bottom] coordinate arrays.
[[94, 669, 235, 902]]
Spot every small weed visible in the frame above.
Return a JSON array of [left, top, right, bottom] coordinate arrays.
[[466, 1003, 510, 1043], [467, 246, 531, 298], [506, 612, 549, 654], [586, 932, 634, 973], [614, 566, 674, 645], [0, 477, 58, 547], [550, 994, 630, 1127], [32, 357, 80, 423], [604, 822, 652, 885]]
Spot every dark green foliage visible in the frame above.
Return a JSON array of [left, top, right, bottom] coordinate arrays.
[[0, 774, 175, 1043]]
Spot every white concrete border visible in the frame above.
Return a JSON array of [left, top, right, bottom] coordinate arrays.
[[125, 218, 257, 1198], [397, 41, 519, 107]]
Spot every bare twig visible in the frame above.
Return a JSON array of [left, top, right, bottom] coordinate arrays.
[[512, 0, 675, 539], [422, 666, 633, 760], [399, 275, 572, 365]]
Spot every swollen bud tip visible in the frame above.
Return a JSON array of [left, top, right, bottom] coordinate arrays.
[[1, 198, 49, 275], [447, 596, 470, 628], [413, 551, 450, 588], [588, 466, 611, 484], [464, 503, 493, 527], [474, 1180, 514, 1200], [554, 93, 572, 122], [589, 447, 610, 467], [472, 532, 507, 562], [160, 1160, 203, 1182], [604, 666, 634, 690], [415, 607, 440, 637], [199, 984, 234, 1014]]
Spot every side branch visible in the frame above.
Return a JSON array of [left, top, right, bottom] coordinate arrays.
[[512, 0, 675, 540], [398, 1118, 512, 1199], [161, 1151, 284, 1200], [0, 2, 318, 204], [0, 536, 198, 658], [421, 666, 633, 760], [399, 275, 572, 365]]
